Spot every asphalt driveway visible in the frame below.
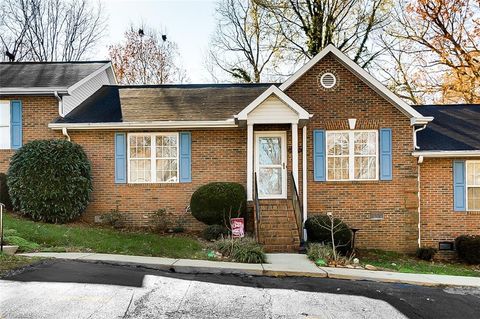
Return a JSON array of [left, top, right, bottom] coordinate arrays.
[[1, 259, 479, 318]]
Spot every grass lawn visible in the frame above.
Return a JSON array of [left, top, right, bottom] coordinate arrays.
[[0, 253, 43, 277], [357, 249, 480, 277], [3, 213, 205, 259]]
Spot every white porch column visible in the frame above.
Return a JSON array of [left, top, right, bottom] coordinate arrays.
[[247, 123, 254, 201], [292, 123, 299, 186], [302, 125, 308, 240]]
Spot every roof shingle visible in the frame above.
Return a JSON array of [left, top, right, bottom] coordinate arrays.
[[415, 104, 480, 151]]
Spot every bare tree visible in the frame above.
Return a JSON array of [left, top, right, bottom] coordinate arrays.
[[108, 25, 187, 85], [383, 0, 480, 104], [0, 0, 107, 62], [207, 0, 285, 83], [253, 0, 391, 68]]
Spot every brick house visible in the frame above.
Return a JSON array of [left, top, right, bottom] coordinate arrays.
[[0, 45, 479, 254]]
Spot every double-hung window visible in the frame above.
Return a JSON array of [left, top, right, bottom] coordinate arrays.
[[467, 161, 480, 210], [128, 133, 179, 183], [326, 130, 378, 181], [0, 101, 10, 149]]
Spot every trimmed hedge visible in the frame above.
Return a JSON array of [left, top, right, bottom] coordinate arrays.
[[304, 214, 352, 254], [190, 182, 246, 225], [0, 173, 12, 211], [7, 139, 92, 223], [455, 235, 480, 264]]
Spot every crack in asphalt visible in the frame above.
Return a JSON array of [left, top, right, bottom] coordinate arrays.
[[122, 291, 135, 318]]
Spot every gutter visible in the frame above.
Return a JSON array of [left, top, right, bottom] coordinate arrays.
[[48, 120, 238, 130], [412, 150, 480, 158], [0, 88, 69, 95]]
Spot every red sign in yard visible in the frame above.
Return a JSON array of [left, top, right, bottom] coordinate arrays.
[[230, 218, 245, 238]]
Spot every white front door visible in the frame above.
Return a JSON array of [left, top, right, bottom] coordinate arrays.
[[255, 131, 287, 199]]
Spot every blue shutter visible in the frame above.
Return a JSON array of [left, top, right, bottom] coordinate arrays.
[[453, 160, 466, 211], [179, 132, 192, 183], [114, 132, 127, 184], [10, 100, 22, 149], [313, 130, 326, 181], [379, 128, 392, 180]]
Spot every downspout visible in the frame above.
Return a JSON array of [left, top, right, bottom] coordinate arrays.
[[54, 91, 63, 117], [302, 125, 308, 242], [417, 155, 423, 248], [413, 125, 427, 150], [62, 127, 70, 142]]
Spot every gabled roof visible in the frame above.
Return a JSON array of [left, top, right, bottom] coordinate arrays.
[[279, 44, 432, 125], [414, 104, 480, 153], [236, 85, 311, 121], [50, 83, 276, 129], [0, 61, 112, 95]]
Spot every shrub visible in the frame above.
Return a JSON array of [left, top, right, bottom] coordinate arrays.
[[7, 139, 92, 223], [150, 208, 172, 232], [100, 208, 126, 229], [304, 214, 352, 254], [0, 173, 12, 211], [455, 235, 480, 264], [416, 247, 437, 261], [213, 237, 266, 263], [190, 182, 246, 225], [5, 235, 40, 252], [307, 243, 334, 262], [203, 224, 229, 241]]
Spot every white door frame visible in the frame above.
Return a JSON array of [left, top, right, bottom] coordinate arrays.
[[254, 131, 287, 199]]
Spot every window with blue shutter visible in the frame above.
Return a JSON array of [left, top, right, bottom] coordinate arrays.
[[453, 160, 466, 211], [10, 100, 22, 150], [313, 130, 326, 181], [115, 132, 127, 184], [379, 128, 392, 180], [179, 132, 192, 182]]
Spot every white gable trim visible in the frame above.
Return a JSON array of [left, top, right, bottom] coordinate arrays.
[[236, 85, 311, 121], [67, 62, 115, 93], [279, 44, 431, 123]]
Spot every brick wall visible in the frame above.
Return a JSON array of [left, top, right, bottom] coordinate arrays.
[[68, 129, 248, 230], [285, 53, 419, 253], [420, 158, 480, 257], [0, 96, 61, 172]]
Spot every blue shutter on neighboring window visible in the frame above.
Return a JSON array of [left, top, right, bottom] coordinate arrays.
[[10, 100, 22, 149], [379, 128, 392, 180], [179, 132, 192, 183], [114, 132, 127, 184], [453, 160, 466, 211], [313, 130, 326, 181]]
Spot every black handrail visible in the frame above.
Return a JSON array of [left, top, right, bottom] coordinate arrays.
[[253, 173, 260, 240], [290, 172, 303, 243]]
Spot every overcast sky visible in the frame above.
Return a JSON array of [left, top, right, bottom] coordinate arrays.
[[99, 0, 217, 83]]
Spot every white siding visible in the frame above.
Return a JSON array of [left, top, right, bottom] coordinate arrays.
[[62, 69, 111, 115], [248, 95, 298, 124]]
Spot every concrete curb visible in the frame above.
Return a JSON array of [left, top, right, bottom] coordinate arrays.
[[18, 252, 480, 287]]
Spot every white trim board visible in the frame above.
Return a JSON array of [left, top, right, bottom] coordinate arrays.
[[413, 150, 480, 158], [236, 85, 312, 122], [279, 44, 432, 124], [49, 120, 238, 130]]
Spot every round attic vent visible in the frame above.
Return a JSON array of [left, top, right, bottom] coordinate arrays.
[[319, 72, 337, 89]]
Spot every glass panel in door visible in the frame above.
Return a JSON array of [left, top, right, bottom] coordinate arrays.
[[257, 136, 284, 197]]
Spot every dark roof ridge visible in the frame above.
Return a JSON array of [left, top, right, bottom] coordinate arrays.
[[0, 60, 110, 65], [111, 83, 279, 89], [413, 104, 480, 107]]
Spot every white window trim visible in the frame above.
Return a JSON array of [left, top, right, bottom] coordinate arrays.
[[0, 100, 11, 150], [326, 130, 379, 181], [127, 132, 180, 184], [466, 160, 480, 211]]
